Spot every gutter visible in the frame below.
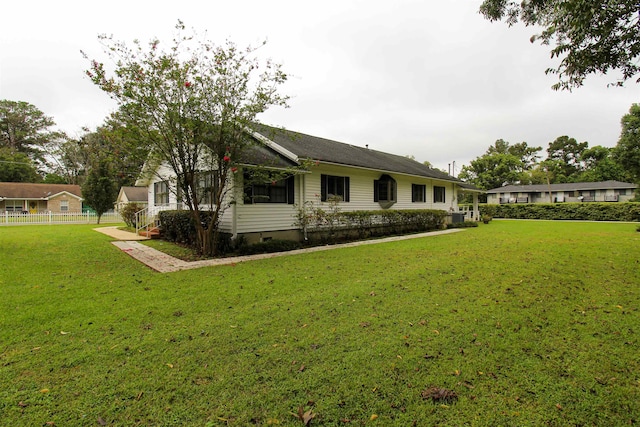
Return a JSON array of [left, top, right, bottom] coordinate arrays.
[[313, 159, 468, 186], [246, 127, 300, 163]]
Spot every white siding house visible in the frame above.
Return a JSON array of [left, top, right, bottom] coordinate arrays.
[[136, 125, 481, 242]]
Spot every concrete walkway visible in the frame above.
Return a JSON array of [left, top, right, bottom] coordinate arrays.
[[94, 226, 463, 273]]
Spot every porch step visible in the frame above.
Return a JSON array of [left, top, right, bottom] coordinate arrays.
[[139, 227, 161, 239]]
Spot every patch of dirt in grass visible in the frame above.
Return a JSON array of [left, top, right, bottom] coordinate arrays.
[[421, 386, 458, 404]]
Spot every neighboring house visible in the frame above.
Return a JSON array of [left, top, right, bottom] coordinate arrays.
[[114, 186, 149, 211], [486, 181, 638, 204], [136, 124, 482, 242], [0, 182, 83, 213]]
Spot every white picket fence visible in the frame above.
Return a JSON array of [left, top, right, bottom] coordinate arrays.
[[0, 211, 122, 225]]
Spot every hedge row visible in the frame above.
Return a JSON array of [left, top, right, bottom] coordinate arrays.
[[305, 209, 448, 243], [479, 202, 640, 222], [336, 209, 447, 232]]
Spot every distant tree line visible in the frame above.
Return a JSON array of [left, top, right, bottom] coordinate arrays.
[[459, 104, 640, 193]]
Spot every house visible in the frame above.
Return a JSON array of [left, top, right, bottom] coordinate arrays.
[[136, 124, 482, 242], [486, 181, 638, 204], [114, 186, 148, 211], [0, 182, 83, 213]]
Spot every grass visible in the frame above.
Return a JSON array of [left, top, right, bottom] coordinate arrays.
[[1, 220, 639, 426]]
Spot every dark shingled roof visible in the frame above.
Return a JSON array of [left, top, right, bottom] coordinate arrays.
[[251, 124, 461, 182], [0, 182, 82, 199], [486, 180, 638, 193]]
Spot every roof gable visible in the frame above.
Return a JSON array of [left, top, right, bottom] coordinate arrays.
[[120, 186, 148, 202]]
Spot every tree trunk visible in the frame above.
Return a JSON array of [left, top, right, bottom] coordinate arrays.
[[197, 226, 213, 256]]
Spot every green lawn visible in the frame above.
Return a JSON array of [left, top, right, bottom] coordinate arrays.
[[1, 221, 639, 426]]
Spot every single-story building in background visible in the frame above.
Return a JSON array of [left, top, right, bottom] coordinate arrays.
[[486, 180, 637, 204], [135, 124, 482, 242], [0, 182, 83, 213], [114, 186, 148, 211]]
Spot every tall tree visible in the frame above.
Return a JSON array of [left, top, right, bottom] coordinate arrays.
[[0, 148, 42, 182], [508, 141, 542, 169], [50, 113, 149, 187], [460, 139, 540, 190], [579, 145, 630, 182], [479, 0, 640, 90], [85, 21, 291, 255], [485, 139, 541, 169], [81, 161, 118, 224], [0, 100, 60, 168], [546, 136, 588, 182], [459, 139, 532, 190], [614, 103, 640, 182]]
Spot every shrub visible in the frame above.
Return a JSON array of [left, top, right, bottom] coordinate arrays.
[[158, 210, 233, 254], [447, 221, 479, 229], [238, 239, 301, 255], [120, 203, 143, 228]]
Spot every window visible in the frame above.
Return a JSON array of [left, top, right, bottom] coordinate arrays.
[[619, 189, 627, 196], [245, 174, 294, 204], [154, 181, 169, 205], [196, 172, 218, 205], [374, 175, 397, 206], [5, 200, 22, 212], [321, 174, 350, 202], [433, 186, 446, 203], [60, 200, 69, 212], [412, 184, 426, 203]]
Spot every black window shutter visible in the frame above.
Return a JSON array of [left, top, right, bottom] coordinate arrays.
[[321, 174, 327, 201], [287, 176, 295, 204], [374, 180, 379, 202], [344, 177, 350, 202]]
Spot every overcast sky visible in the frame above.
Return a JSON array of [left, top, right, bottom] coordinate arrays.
[[1, 0, 637, 174]]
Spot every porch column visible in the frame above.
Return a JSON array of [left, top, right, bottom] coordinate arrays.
[[473, 193, 479, 221]]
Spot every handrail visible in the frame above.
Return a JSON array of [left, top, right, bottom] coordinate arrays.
[[134, 203, 184, 235]]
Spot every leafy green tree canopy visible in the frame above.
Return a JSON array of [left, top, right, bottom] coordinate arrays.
[[479, 0, 640, 90], [0, 148, 42, 182], [458, 139, 541, 190], [0, 100, 60, 167], [615, 103, 640, 182], [546, 135, 588, 182]]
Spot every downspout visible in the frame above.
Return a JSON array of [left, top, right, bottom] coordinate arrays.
[[231, 173, 238, 239], [301, 173, 308, 242]]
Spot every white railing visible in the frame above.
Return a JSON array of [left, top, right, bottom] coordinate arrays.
[[135, 203, 184, 235], [0, 211, 122, 225]]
